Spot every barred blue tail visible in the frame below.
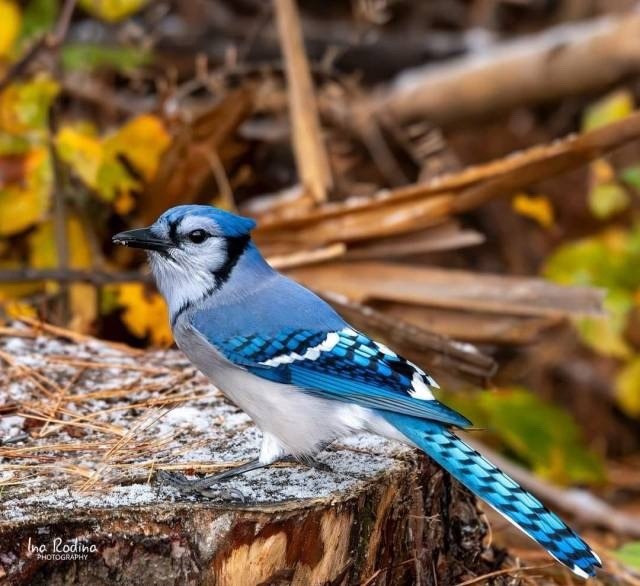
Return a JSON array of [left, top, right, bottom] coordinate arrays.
[[382, 413, 601, 579]]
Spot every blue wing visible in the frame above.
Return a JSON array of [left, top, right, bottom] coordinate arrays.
[[206, 326, 471, 428]]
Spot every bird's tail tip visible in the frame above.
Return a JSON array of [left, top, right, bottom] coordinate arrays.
[[565, 548, 602, 580], [382, 412, 602, 581]]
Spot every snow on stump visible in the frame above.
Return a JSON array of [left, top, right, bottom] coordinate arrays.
[[0, 322, 496, 585]]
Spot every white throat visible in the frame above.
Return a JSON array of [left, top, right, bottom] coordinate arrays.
[[149, 251, 219, 319]]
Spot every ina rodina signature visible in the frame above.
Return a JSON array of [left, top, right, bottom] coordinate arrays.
[[27, 537, 97, 559]]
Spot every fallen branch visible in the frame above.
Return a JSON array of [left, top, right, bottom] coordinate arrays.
[[373, 11, 640, 125], [0, 268, 151, 285]]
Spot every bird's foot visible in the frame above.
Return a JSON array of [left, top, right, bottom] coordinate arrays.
[[282, 455, 334, 473], [156, 470, 247, 502]]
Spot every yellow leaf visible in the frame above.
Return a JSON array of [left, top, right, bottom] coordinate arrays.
[[0, 300, 37, 322], [56, 125, 103, 189], [28, 215, 96, 333], [113, 190, 135, 215], [0, 147, 51, 235], [116, 282, 172, 347], [577, 316, 632, 360], [104, 114, 170, 182], [56, 114, 169, 205], [512, 193, 554, 228], [591, 159, 616, 184], [68, 284, 97, 333], [588, 181, 630, 219], [615, 358, 640, 418], [0, 75, 59, 136], [79, 0, 148, 23], [583, 90, 634, 132], [0, 0, 21, 57]]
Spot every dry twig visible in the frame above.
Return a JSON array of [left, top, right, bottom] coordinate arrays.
[[274, 0, 333, 202]]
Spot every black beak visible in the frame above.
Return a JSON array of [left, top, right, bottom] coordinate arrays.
[[112, 228, 172, 252]]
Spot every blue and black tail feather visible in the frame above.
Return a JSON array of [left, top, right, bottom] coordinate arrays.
[[383, 413, 602, 579]]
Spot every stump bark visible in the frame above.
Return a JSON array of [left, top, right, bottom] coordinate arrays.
[[0, 325, 497, 585]]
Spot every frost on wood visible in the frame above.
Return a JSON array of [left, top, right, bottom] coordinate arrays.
[[0, 323, 496, 585]]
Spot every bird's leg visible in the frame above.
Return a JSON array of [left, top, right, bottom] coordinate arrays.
[[157, 442, 336, 500], [157, 458, 267, 499]]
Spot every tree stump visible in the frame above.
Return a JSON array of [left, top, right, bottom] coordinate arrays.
[[0, 323, 497, 585]]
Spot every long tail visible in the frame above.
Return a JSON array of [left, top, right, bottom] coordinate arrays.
[[382, 412, 601, 579]]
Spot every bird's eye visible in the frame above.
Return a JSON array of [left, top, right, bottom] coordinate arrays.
[[188, 229, 209, 244]]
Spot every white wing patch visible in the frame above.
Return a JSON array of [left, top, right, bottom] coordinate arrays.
[[374, 341, 397, 357], [259, 332, 340, 367], [375, 339, 440, 398], [259, 328, 440, 402], [408, 373, 435, 401], [407, 357, 440, 390]]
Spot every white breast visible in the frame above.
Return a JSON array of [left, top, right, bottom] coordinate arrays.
[[172, 321, 404, 463]]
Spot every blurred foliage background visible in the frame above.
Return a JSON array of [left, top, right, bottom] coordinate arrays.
[[1, 0, 640, 581]]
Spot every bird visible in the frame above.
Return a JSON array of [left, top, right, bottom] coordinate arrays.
[[113, 204, 601, 580]]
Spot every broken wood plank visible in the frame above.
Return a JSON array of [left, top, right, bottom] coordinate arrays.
[[252, 109, 640, 247], [372, 302, 564, 345], [343, 221, 485, 261], [288, 261, 604, 319]]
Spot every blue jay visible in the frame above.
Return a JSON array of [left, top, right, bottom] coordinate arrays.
[[113, 204, 600, 579]]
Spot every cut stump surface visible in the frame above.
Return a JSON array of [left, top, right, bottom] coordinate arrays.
[[0, 324, 496, 585]]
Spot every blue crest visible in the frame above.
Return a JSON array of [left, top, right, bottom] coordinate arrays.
[[159, 205, 257, 237]]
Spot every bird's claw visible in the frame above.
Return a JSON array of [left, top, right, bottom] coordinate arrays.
[[282, 455, 333, 473], [156, 470, 194, 488], [199, 486, 247, 502], [156, 470, 248, 502], [307, 460, 333, 473]]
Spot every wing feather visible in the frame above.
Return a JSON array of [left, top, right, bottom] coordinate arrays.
[[206, 326, 471, 428]]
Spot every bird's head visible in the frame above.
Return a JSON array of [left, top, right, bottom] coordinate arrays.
[[113, 205, 259, 317]]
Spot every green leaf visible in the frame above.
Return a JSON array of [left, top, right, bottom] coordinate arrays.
[[583, 91, 634, 132], [620, 165, 640, 192], [588, 182, 630, 219], [544, 236, 610, 288], [0, 75, 59, 138], [612, 542, 640, 571], [61, 43, 151, 73], [18, 0, 57, 44], [544, 227, 640, 357], [95, 157, 138, 202], [439, 388, 605, 486], [15, 77, 59, 128], [615, 358, 640, 418], [576, 291, 633, 359], [0, 132, 30, 155], [577, 317, 632, 359], [545, 228, 640, 294]]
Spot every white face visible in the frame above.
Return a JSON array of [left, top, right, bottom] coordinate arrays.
[[148, 215, 231, 317]]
